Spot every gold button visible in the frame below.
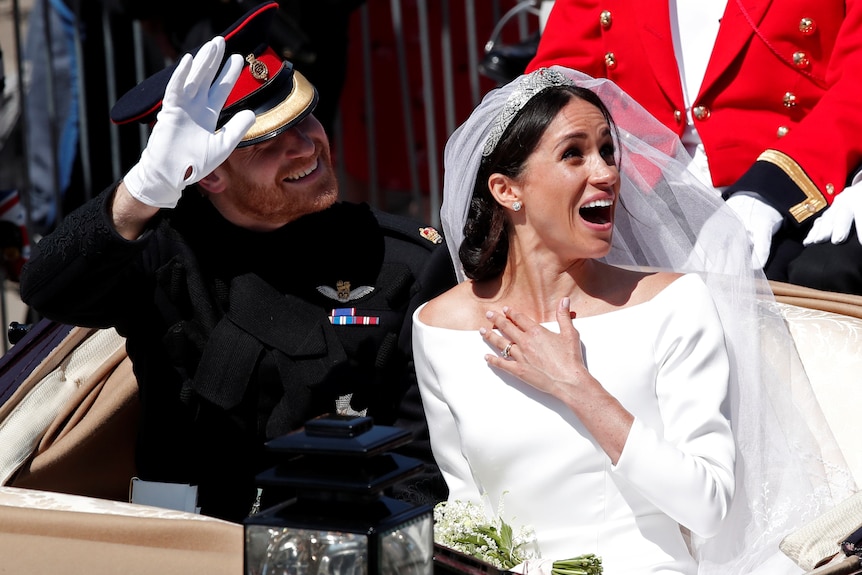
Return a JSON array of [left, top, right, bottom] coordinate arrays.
[[673, 110, 683, 123], [600, 10, 612, 29], [793, 51, 810, 69], [805, 201, 818, 213], [604, 52, 617, 69], [776, 126, 789, 137], [692, 105, 711, 121], [826, 183, 835, 195], [783, 92, 797, 107], [799, 17, 816, 35]]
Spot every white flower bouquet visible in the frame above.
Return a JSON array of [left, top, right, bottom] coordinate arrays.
[[433, 498, 602, 575]]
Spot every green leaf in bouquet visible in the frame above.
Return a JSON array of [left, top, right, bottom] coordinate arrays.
[[433, 498, 535, 570], [433, 497, 602, 573]]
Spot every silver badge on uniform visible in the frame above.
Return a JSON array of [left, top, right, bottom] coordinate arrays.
[[336, 393, 367, 417]]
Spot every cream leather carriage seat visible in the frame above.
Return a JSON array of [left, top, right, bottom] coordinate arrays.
[[770, 281, 862, 485], [0, 485, 242, 575]]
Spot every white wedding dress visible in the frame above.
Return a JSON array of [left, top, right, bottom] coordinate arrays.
[[414, 273, 737, 575]]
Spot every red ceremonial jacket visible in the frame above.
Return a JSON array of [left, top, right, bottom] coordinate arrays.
[[528, 0, 862, 226]]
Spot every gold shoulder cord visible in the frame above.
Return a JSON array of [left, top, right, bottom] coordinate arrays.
[[757, 149, 827, 223]]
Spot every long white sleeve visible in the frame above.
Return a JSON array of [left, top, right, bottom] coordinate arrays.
[[611, 274, 735, 537], [412, 317, 484, 504]]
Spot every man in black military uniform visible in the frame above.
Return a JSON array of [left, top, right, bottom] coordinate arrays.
[[19, 2, 454, 521]]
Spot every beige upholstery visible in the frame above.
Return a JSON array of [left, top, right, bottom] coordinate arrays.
[[765, 282, 862, 571], [776, 302, 862, 483], [1, 326, 138, 501], [0, 487, 243, 575], [768, 281, 862, 484], [0, 327, 125, 485], [770, 280, 862, 320]]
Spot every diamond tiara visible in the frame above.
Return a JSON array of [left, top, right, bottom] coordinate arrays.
[[481, 68, 573, 157]]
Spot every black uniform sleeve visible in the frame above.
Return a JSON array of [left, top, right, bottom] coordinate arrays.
[[723, 160, 816, 236], [20, 185, 157, 331]]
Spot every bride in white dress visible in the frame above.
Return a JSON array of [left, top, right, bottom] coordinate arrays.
[[414, 68, 854, 575]]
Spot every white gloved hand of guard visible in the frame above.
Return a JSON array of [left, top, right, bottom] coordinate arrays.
[[123, 36, 256, 208], [725, 192, 783, 269], [803, 181, 862, 246]]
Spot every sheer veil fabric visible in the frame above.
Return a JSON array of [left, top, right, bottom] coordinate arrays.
[[440, 67, 855, 574]]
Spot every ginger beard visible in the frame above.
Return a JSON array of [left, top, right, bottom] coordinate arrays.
[[217, 140, 339, 228]]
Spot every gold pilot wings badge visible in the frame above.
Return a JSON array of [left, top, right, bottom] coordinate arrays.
[[316, 280, 375, 302]]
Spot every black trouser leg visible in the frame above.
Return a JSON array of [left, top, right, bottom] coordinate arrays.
[[786, 225, 862, 296]]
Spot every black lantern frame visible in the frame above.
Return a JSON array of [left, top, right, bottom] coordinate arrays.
[[244, 414, 434, 575]]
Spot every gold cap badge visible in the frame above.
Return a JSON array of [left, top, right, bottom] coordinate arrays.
[[245, 54, 269, 82]]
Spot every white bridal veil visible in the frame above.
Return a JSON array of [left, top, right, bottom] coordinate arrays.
[[439, 67, 855, 574]]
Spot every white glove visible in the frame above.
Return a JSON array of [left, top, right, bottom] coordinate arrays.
[[803, 182, 862, 246], [123, 37, 256, 208], [725, 192, 783, 269]]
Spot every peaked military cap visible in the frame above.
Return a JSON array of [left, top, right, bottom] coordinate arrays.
[[110, 1, 318, 147]]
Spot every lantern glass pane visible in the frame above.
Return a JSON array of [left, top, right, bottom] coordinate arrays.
[[245, 525, 368, 575], [379, 514, 434, 575]]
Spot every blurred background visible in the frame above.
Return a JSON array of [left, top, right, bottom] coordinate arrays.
[[0, 0, 552, 353]]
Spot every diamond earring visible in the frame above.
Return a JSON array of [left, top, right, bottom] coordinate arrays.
[[512, 201, 522, 212]]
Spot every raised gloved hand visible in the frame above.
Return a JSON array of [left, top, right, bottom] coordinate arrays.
[[725, 192, 783, 269], [123, 37, 255, 208], [803, 182, 862, 246]]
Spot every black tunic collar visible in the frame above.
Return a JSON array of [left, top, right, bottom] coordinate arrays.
[[170, 193, 386, 297]]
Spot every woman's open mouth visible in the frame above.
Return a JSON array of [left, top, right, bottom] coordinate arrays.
[[579, 198, 613, 225]]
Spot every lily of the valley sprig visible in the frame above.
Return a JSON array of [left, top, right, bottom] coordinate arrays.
[[433, 495, 602, 575]]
